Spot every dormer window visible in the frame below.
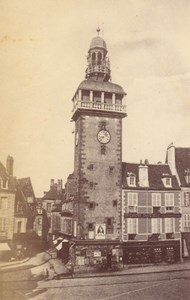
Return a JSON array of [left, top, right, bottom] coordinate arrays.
[[130, 177, 135, 185], [166, 178, 171, 186], [127, 173, 136, 187], [162, 174, 172, 188], [185, 169, 190, 184]]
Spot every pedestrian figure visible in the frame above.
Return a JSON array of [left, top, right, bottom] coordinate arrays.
[[46, 268, 49, 279]]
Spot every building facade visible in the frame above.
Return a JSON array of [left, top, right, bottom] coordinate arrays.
[[122, 161, 181, 264], [42, 179, 65, 241], [0, 156, 38, 260], [166, 144, 190, 258], [0, 156, 16, 258]]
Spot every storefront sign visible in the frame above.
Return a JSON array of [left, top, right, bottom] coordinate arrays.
[[124, 213, 181, 218], [94, 250, 101, 257]]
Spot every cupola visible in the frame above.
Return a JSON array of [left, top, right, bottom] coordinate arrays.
[[85, 28, 111, 82]]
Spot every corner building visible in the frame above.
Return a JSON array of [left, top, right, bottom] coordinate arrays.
[[69, 32, 126, 267]]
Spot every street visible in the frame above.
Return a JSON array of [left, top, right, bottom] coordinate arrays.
[[0, 267, 190, 300]]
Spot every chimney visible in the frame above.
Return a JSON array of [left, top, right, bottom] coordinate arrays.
[[166, 143, 176, 176], [50, 179, 55, 189], [57, 179, 63, 194], [6, 155, 14, 176], [138, 161, 149, 187]]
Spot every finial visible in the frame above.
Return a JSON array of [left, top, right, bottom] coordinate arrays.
[[97, 27, 100, 36]]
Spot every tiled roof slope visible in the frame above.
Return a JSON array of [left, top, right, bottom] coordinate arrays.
[[175, 147, 190, 187], [122, 162, 180, 190]]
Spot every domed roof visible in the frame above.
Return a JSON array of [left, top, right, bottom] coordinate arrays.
[[78, 79, 126, 95], [89, 36, 107, 50]]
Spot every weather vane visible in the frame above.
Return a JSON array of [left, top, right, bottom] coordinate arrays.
[[96, 27, 100, 36]]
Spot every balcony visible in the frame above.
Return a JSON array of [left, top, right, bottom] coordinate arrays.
[[86, 65, 111, 77], [72, 100, 126, 114]]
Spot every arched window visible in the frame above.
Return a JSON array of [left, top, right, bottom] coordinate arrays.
[[97, 52, 102, 65], [92, 52, 96, 64]]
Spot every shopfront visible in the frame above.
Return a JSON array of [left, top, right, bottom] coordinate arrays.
[[73, 240, 123, 270], [123, 240, 180, 264]]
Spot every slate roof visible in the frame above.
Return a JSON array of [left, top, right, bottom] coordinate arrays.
[[122, 162, 180, 190], [42, 187, 65, 201], [175, 147, 190, 187], [0, 161, 8, 179], [17, 177, 35, 199], [15, 183, 27, 215], [77, 79, 126, 95]]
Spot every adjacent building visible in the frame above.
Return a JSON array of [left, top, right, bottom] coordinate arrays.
[[0, 156, 16, 258], [42, 179, 65, 241], [0, 156, 38, 260], [122, 161, 181, 263], [166, 144, 190, 258]]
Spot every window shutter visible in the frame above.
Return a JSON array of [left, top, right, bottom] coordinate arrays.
[[165, 218, 174, 233], [128, 218, 137, 234], [128, 193, 137, 206], [133, 193, 137, 206]]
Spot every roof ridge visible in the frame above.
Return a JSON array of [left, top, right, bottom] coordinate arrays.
[[122, 161, 168, 166], [176, 147, 190, 149]]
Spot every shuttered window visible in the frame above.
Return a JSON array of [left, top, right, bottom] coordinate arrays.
[[127, 218, 138, 234], [165, 218, 174, 233], [152, 193, 161, 206], [165, 194, 174, 207], [184, 214, 190, 228], [128, 193, 138, 206], [151, 218, 162, 233]]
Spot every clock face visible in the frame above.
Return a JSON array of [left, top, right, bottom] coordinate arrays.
[[97, 130, 111, 144], [75, 131, 79, 145]]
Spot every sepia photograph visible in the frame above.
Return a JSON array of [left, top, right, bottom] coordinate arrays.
[[0, 0, 190, 299]]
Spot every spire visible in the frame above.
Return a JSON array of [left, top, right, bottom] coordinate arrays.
[[85, 30, 111, 82]]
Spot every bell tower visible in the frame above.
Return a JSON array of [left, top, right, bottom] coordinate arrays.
[[71, 29, 127, 240]]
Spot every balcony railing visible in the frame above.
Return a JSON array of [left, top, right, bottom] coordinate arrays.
[[86, 65, 110, 76], [72, 100, 126, 114]]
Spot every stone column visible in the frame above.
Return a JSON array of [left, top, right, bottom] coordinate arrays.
[[101, 92, 104, 109], [112, 93, 115, 111], [78, 90, 82, 101]]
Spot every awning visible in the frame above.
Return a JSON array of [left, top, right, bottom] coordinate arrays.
[[0, 243, 11, 251], [53, 237, 63, 245], [56, 242, 62, 251]]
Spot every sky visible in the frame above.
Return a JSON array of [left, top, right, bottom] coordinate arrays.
[[0, 0, 190, 196]]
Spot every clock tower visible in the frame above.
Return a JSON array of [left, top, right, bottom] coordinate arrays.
[[71, 29, 127, 241]]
